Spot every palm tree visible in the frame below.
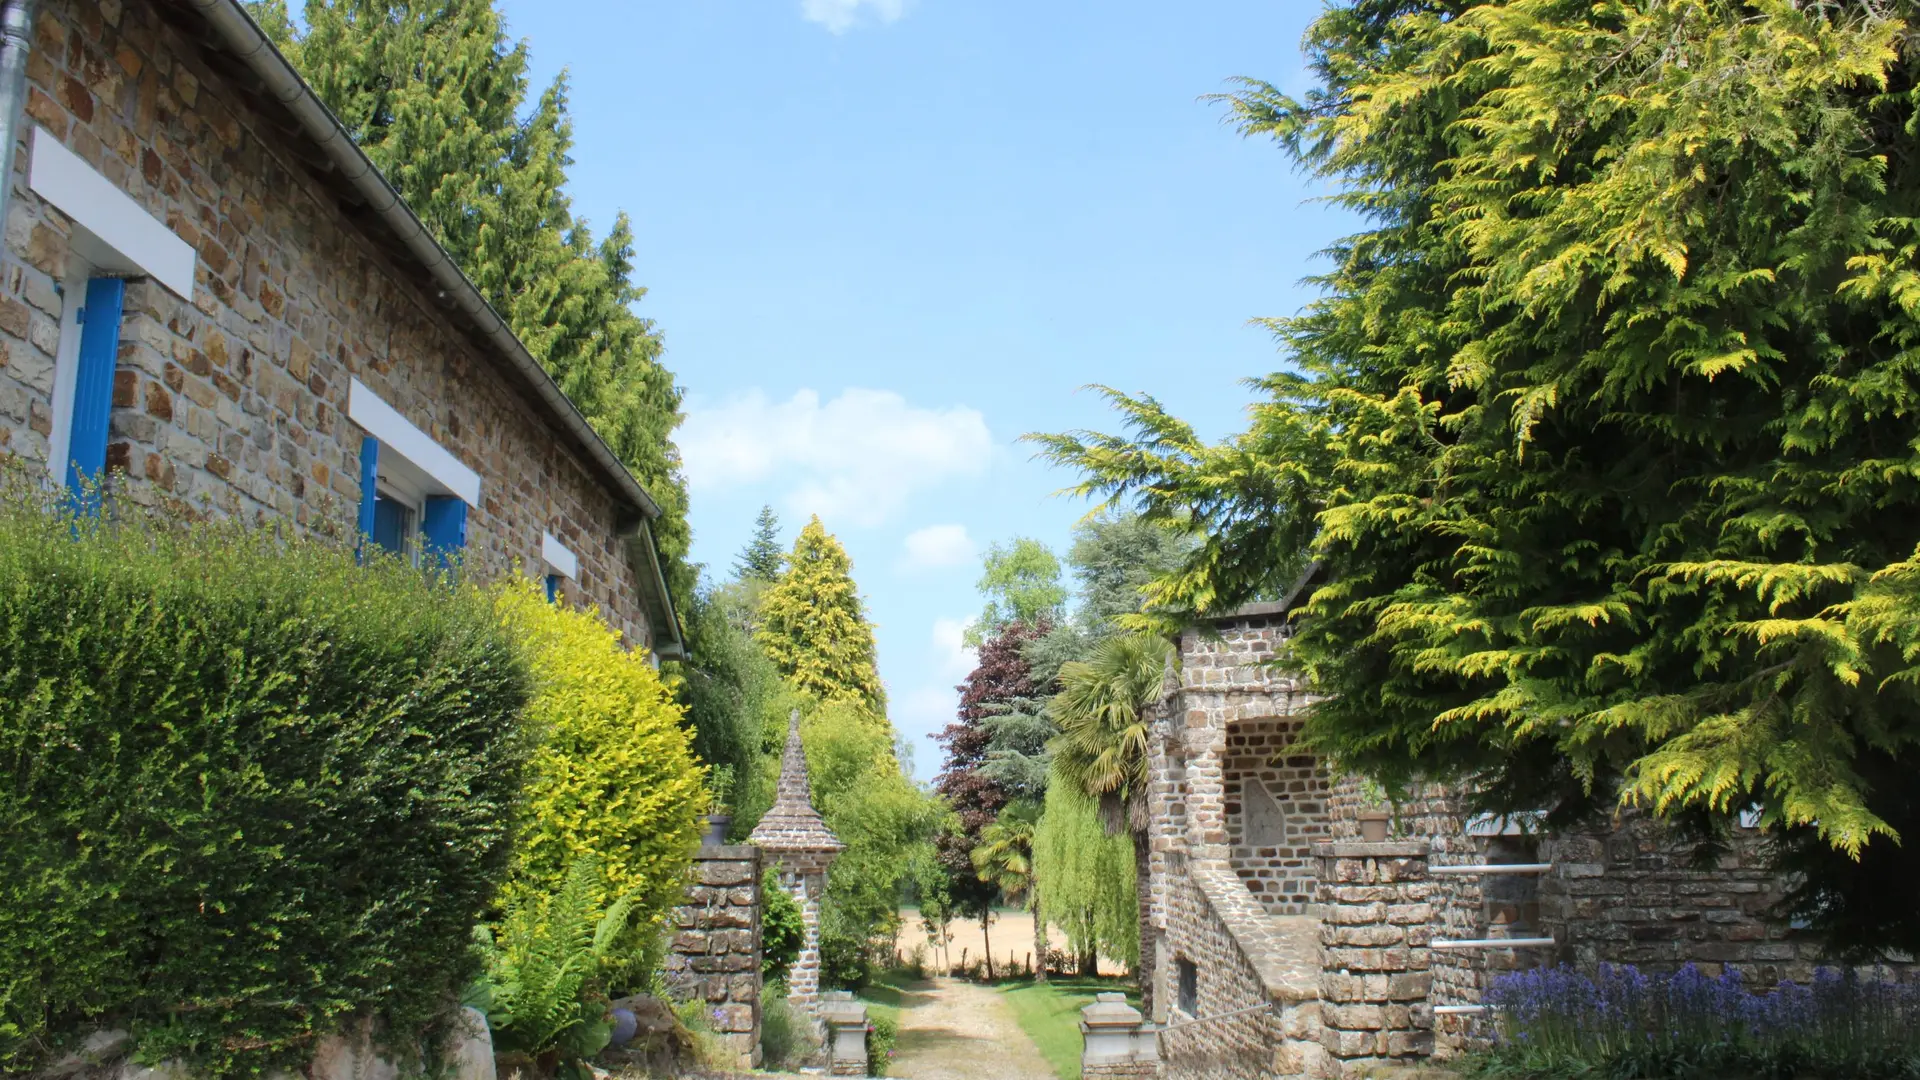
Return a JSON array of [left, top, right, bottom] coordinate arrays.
[[971, 800, 1046, 983], [1045, 632, 1172, 1011]]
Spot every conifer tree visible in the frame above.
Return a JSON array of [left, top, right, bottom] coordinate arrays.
[[248, 0, 690, 590], [755, 518, 885, 711], [735, 506, 784, 583], [1037, 0, 1920, 952]]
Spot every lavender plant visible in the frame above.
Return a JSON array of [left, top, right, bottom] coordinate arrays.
[[1473, 965, 1920, 1079]]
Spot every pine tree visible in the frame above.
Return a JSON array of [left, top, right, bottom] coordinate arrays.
[[249, 0, 691, 592], [755, 518, 885, 711], [735, 506, 784, 582]]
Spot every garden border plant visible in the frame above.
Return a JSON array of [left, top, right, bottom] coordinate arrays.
[[0, 474, 533, 1077]]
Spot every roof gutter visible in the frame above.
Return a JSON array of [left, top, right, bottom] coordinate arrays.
[[183, 0, 662, 523]]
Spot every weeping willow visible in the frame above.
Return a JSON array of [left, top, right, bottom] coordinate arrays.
[[1034, 776, 1138, 972]]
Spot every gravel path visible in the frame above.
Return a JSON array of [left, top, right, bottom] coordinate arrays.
[[886, 977, 1056, 1080]]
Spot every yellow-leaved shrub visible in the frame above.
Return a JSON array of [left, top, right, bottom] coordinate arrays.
[[495, 578, 705, 922]]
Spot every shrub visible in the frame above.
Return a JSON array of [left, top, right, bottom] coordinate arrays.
[[494, 579, 706, 930], [470, 858, 630, 1080], [0, 484, 532, 1076], [757, 980, 814, 1071], [762, 869, 805, 980], [1474, 964, 1920, 1080], [865, 1009, 898, 1077]]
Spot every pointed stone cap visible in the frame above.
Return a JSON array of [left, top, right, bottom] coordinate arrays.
[[748, 710, 844, 855]]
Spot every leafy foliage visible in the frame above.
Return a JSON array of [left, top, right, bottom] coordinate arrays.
[[761, 868, 805, 981], [251, 0, 691, 595], [0, 484, 531, 1076], [756, 518, 886, 712], [969, 538, 1069, 645], [495, 579, 705, 929], [673, 577, 783, 818], [1034, 0, 1920, 952], [801, 703, 943, 989], [1033, 779, 1139, 972], [1047, 634, 1171, 819], [472, 858, 631, 1079]]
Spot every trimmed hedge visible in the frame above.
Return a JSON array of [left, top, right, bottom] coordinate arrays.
[[0, 486, 532, 1076], [494, 579, 704, 930]]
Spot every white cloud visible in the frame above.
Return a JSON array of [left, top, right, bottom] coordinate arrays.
[[680, 388, 992, 527], [901, 524, 976, 572], [800, 0, 910, 34], [931, 616, 976, 681]]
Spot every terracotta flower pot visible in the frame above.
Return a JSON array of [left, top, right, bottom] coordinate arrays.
[[1357, 810, 1391, 842]]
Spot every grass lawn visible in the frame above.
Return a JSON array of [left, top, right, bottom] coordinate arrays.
[[998, 976, 1138, 1080]]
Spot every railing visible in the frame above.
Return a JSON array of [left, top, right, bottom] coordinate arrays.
[[1431, 860, 1556, 1018], [1157, 1001, 1275, 1033]]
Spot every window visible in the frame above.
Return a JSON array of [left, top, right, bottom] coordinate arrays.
[[349, 381, 479, 568], [59, 278, 126, 513], [542, 531, 579, 604], [1176, 957, 1198, 1017]]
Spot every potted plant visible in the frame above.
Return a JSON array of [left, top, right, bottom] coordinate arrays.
[[702, 765, 734, 846], [1354, 777, 1393, 842]]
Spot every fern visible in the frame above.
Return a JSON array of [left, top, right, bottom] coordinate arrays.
[[474, 857, 635, 1068]]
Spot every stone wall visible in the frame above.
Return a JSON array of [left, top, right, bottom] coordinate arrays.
[[1314, 842, 1435, 1074], [1223, 713, 1330, 914], [0, 0, 659, 649], [666, 844, 762, 1071]]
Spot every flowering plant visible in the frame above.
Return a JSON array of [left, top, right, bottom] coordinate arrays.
[[1473, 964, 1920, 1079]]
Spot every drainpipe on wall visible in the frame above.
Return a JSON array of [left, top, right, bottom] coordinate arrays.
[[0, 0, 34, 242]]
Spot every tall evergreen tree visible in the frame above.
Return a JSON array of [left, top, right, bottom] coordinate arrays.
[[249, 0, 690, 593], [755, 517, 885, 711], [735, 506, 784, 582], [1037, 0, 1920, 953]]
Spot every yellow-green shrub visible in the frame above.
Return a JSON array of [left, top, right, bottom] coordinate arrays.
[[495, 579, 705, 922]]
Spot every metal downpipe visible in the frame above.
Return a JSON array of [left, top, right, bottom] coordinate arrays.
[[0, 0, 37, 240]]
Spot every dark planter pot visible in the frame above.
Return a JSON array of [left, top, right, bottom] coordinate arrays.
[[703, 814, 732, 846]]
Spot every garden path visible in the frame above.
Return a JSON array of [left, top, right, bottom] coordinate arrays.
[[886, 977, 1056, 1080]]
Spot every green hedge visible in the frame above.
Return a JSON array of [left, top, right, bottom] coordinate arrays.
[[0, 486, 533, 1076]]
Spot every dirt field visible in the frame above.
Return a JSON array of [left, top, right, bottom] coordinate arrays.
[[895, 908, 1126, 977]]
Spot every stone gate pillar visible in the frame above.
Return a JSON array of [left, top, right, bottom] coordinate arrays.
[[666, 843, 764, 1070], [749, 710, 845, 1016]]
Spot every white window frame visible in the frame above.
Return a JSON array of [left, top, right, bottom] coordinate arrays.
[[348, 379, 481, 507], [28, 128, 196, 299], [542, 532, 580, 582]]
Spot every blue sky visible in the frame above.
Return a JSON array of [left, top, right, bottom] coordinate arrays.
[[495, 0, 1354, 778]]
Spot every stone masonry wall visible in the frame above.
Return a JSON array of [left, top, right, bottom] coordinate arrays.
[[1159, 849, 1323, 1080], [1315, 842, 1435, 1075], [667, 845, 762, 1071], [1224, 713, 1331, 914], [0, 0, 657, 649]]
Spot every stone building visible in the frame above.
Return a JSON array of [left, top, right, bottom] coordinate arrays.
[[749, 710, 845, 1017], [0, 0, 682, 656], [1143, 600, 1910, 1080]]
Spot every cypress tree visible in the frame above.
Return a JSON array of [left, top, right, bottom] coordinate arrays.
[[1037, 0, 1920, 953], [249, 0, 690, 591], [755, 517, 885, 711]]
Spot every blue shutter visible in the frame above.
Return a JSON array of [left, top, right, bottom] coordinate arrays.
[[357, 437, 380, 542], [421, 495, 468, 570], [66, 278, 127, 515], [545, 573, 561, 604]]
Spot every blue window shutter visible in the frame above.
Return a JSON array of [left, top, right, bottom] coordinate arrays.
[[545, 573, 561, 604], [358, 437, 380, 541], [65, 278, 127, 514], [422, 495, 468, 569]]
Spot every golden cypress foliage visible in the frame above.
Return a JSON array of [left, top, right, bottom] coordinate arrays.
[[755, 517, 886, 712]]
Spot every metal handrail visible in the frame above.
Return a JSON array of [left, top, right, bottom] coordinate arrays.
[[1429, 863, 1554, 875], [1157, 1001, 1274, 1033], [1431, 936, 1557, 950]]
